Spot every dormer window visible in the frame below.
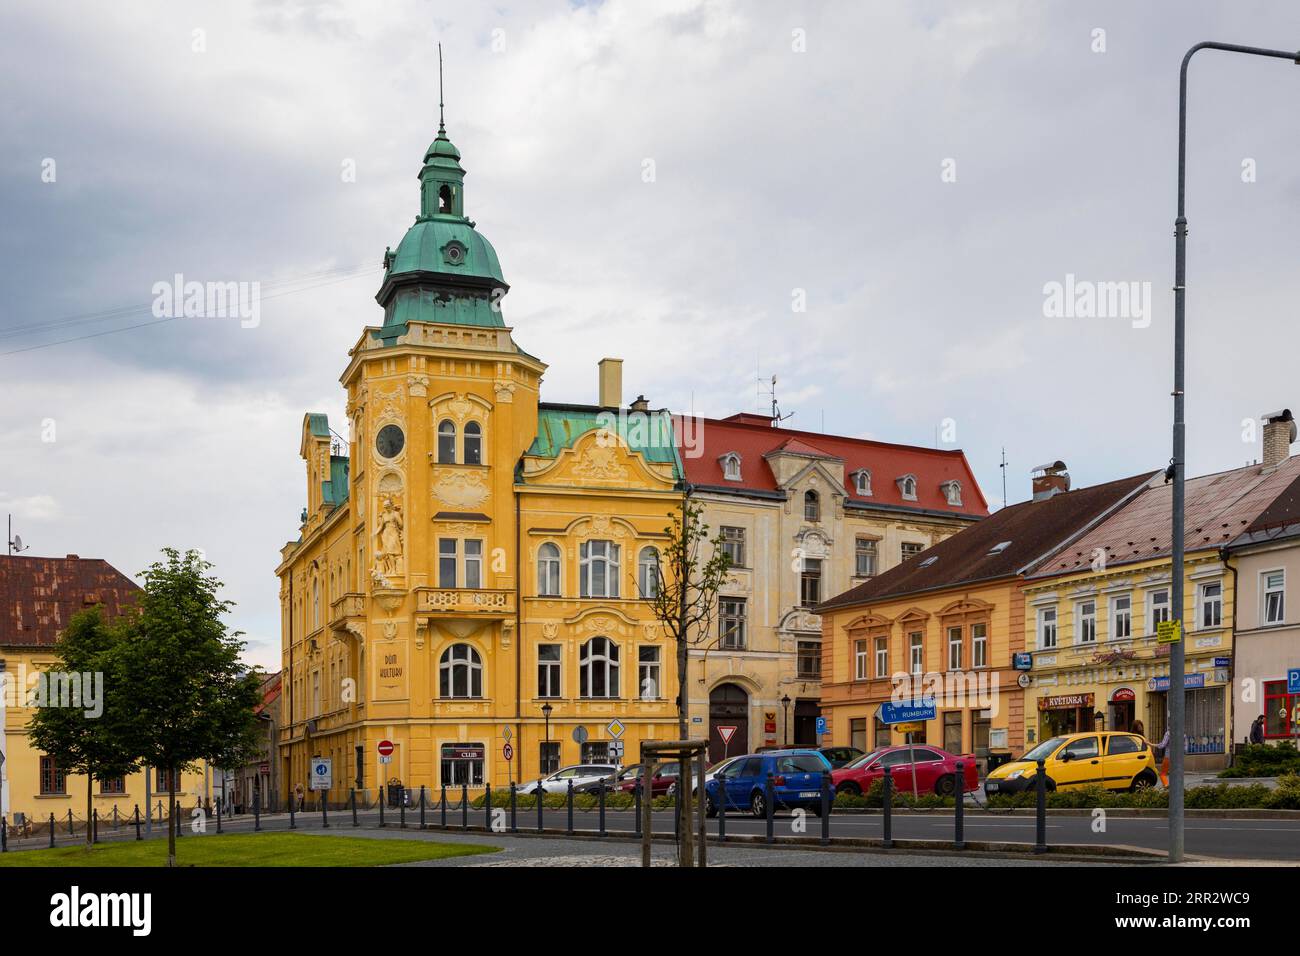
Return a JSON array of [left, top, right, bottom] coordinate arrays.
[[897, 474, 918, 501], [941, 479, 962, 506], [720, 453, 742, 482], [852, 469, 872, 496]]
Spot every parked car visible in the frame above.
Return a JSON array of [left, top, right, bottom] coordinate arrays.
[[983, 731, 1157, 797], [616, 762, 680, 796], [667, 755, 743, 798], [704, 750, 832, 817], [756, 745, 864, 768], [518, 764, 619, 796], [831, 745, 979, 798]]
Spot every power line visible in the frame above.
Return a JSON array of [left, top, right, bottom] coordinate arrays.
[[0, 266, 382, 357]]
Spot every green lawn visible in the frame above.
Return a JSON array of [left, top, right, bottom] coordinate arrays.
[[0, 832, 499, 867]]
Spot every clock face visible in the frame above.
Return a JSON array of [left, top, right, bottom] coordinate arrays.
[[375, 424, 405, 459]]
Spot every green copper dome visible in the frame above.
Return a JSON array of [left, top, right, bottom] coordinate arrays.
[[374, 120, 510, 342]]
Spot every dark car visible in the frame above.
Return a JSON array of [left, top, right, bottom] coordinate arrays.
[[756, 744, 863, 768], [704, 750, 832, 817], [616, 761, 680, 796]]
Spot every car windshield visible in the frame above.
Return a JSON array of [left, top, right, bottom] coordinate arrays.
[[845, 749, 886, 770], [1018, 737, 1066, 763], [776, 754, 827, 774]]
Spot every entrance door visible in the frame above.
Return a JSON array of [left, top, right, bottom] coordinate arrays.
[[709, 683, 749, 764], [793, 699, 819, 747]]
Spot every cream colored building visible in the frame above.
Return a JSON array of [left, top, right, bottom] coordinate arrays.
[[677, 413, 987, 762]]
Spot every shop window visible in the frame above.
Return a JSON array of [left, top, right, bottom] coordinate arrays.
[[1264, 680, 1298, 738], [850, 718, 868, 752], [440, 743, 485, 787], [539, 741, 561, 775], [581, 742, 611, 764]]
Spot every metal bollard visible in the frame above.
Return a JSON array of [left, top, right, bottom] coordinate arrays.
[[1034, 758, 1047, 854], [510, 783, 518, 833], [322, 792, 329, 829], [820, 774, 831, 846], [377, 790, 384, 828], [633, 782, 642, 838], [598, 779, 606, 836], [536, 779, 544, 832], [1, 815, 6, 852], [765, 773, 775, 844], [419, 786, 426, 829], [460, 783, 468, 830], [567, 779, 574, 834], [882, 769, 894, 849], [953, 760, 965, 850], [717, 779, 726, 842], [67, 809, 74, 835], [440, 784, 447, 829], [352, 789, 359, 828], [672, 787, 680, 840], [400, 790, 406, 829], [134, 805, 142, 841], [93, 809, 99, 844], [485, 783, 492, 830], [175, 801, 182, 838], [49, 813, 56, 848]]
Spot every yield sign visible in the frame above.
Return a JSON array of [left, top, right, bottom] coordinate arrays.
[[717, 726, 737, 745]]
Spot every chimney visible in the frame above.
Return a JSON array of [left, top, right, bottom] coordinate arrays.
[[598, 358, 623, 408], [1262, 409, 1295, 471], [1031, 460, 1071, 501], [630, 394, 649, 412]]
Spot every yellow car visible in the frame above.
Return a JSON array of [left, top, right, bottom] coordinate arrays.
[[984, 731, 1158, 797]]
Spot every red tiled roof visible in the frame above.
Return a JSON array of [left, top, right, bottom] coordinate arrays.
[[818, 472, 1156, 610], [0, 554, 139, 648], [1029, 457, 1300, 577], [675, 414, 989, 517]]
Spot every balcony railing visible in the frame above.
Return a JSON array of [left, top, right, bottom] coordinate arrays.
[[328, 592, 365, 630], [415, 587, 516, 617]]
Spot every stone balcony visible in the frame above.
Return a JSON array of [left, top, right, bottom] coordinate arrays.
[[328, 592, 365, 632], [415, 586, 516, 619]]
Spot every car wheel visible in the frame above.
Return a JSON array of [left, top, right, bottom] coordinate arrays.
[[836, 782, 861, 797], [750, 791, 766, 818], [1130, 770, 1158, 792], [934, 774, 956, 797]]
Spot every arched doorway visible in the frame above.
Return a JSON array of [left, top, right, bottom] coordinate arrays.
[[709, 683, 749, 764]]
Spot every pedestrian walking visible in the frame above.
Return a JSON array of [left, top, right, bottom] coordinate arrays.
[[1249, 714, 1266, 745]]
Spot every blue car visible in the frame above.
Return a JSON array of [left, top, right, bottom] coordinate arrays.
[[704, 749, 832, 818]]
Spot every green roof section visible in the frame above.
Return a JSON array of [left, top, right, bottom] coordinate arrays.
[[386, 218, 505, 287], [322, 455, 350, 508], [527, 404, 684, 480], [306, 413, 331, 439]]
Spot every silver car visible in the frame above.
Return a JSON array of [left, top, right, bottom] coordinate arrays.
[[517, 764, 619, 796]]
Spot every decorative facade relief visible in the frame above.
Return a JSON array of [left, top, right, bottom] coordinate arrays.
[[433, 471, 489, 509]]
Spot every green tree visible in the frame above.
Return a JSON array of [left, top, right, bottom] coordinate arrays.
[[115, 549, 262, 866], [26, 607, 139, 847]]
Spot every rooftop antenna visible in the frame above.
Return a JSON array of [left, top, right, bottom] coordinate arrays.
[[765, 375, 795, 428], [438, 42, 446, 132], [8, 514, 30, 556], [999, 447, 1008, 509]]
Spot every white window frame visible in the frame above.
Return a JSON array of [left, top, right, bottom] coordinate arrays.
[[947, 625, 962, 670], [637, 645, 660, 700], [909, 632, 924, 674], [637, 547, 660, 599], [721, 453, 742, 482], [971, 622, 987, 668], [855, 537, 877, 577], [875, 636, 888, 677], [580, 636, 620, 699], [1198, 580, 1222, 629], [1077, 599, 1097, 644], [537, 542, 562, 597], [854, 639, 868, 681], [1148, 587, 1171, 634], [1110, 594, 1132, 640], [1263, 569, 1286, 625], [438, 538, 458, 588], [1038, 606, 1058, 650], [464, 539, 483, 590], [439, 643, 483, 699], [580, 540, 620, 599], [537, 644, 561, 698], [437, 419, 457, 464]]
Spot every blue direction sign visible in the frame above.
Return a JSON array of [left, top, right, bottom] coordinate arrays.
[[815, 716, 827, 737], [878, 697, 937, 725], [1288, 668, 1300, 695]]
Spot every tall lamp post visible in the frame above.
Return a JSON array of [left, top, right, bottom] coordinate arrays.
[[781, 694, 791, 747], [1169, 41, 1298, 864], [540, 702, 553, 773]]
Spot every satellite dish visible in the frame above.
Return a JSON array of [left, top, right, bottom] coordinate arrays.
[[11, 535, 22, 552]]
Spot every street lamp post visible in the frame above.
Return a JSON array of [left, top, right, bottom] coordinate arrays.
[[1169, 41, 1298, 864], [781, 694, 791, 747], [541, 702, 553, 774]]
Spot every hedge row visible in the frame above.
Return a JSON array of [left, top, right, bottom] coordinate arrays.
[[1219, 742, 1300, 778]]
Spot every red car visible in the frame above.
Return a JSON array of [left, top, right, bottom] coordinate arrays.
[[617, 761, 680, 797], [831, 745, 979, 798]]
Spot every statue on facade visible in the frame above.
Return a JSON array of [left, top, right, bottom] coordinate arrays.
[[375, 496, 404, 577]]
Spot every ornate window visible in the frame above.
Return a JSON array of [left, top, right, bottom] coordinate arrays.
[[580, 637, 620, 699], [853, 469, 872, 496], [437, 419, 457, 464], [637, 547, 661, 599], [804, 490, 821, 522], [721, 453, 742, 481], [537, 543, 562, 596], [463, 420, 482, 465], [941, 480, 962, 506], [897, 474, 918, 501], [580, 540, 620, 598], [439, 643, 483, 699]]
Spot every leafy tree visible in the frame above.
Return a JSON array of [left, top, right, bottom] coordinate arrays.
[[114, 549, 262, 866], [27, 607, 139, 847]]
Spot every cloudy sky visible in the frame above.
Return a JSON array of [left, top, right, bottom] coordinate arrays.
[[3, 0, 1299, 669]]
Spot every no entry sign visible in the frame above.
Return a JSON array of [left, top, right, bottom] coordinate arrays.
[[377, 739, 395, 757]]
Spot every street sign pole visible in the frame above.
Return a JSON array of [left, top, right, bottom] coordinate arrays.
[[905, 732, 919, 799]]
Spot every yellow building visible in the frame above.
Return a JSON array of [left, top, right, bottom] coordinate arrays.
[[817, 466, 1153, 771], [1022, 453, 1300, 770], [276, 117, 682, 801], [0, 554, 202, 826]]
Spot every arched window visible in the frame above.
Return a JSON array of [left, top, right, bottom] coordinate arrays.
[[437, 419, 457, 464], [854, 469, 872, 496], [439, 644, 482, 699], [804, 490, 820, 522], [942, 480, 962, 506], [538, 543, 561, 597], [902, 476, 917, 500], [721, 453, 742, 481], [638, 547, 661, 599], [580, 540, 620, 598], [312, 577, 321, 628], [438, 183, 452, 214], [463, 421, 482, 465], [580, 637, 619, 699]]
